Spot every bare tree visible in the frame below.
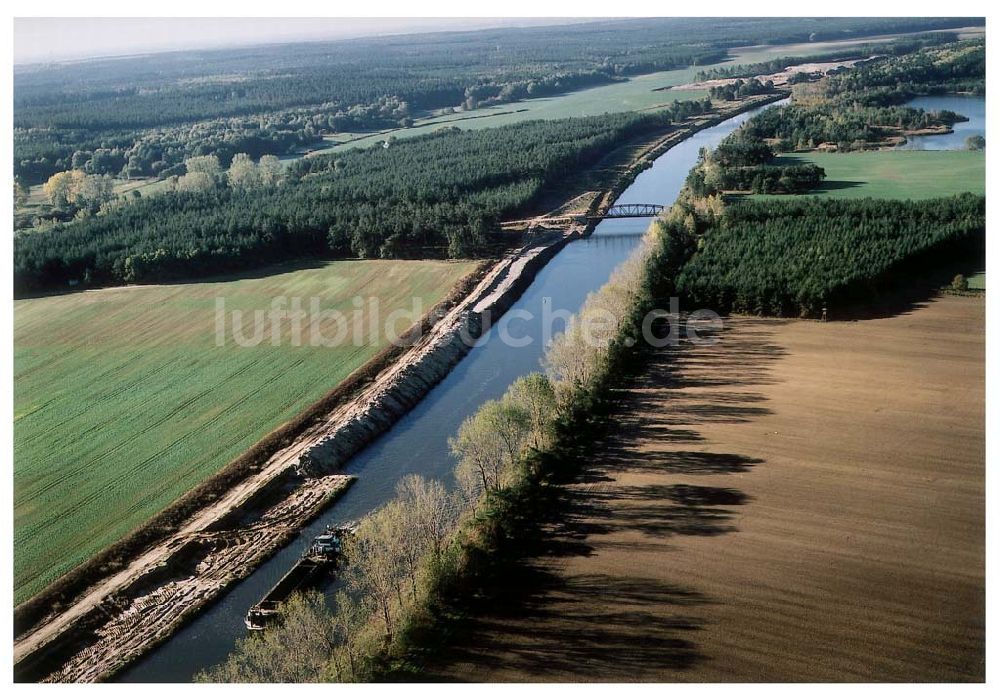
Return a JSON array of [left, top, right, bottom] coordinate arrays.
[[379, 499, 423, 599], [227, 152, 261, 188], [396, 474, 458, 562], [344, 510, 404, 643], [258, 154, 285, 186], [503, 373, 557, 450], [450, 399, 531, 498], [176, 170, 216, 193], [543, 315, 604, 406], [454, 454, 487, 513], [195, 592, 334, 682], [184, 154, 221, 176], [329, 590, 366, 682]]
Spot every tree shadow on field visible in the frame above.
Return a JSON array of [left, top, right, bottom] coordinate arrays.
[[814, 179, 866, 193], [831, 253, 986, 321], [426, 567, 712, 681], [419, 316, 783, 681]]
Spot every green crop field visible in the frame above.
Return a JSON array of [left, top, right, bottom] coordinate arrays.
[[756, 151, 985, 200], [13, 259, 476, 603]]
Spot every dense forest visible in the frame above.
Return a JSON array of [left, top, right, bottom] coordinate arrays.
[[672, 194, 984, 317], [15, 18, 973, 128], [14, 104, 712, 294], [14, 118, 316, 185], [708, 77, 776, 102], [13, 17, 980, 183]]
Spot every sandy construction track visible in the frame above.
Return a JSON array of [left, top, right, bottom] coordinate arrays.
[[42, 474, 353, 683], [672, 58, 869, 91], [431, 294, 984, 682]]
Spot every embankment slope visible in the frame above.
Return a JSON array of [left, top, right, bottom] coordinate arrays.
[[430, 293, 984, 682]]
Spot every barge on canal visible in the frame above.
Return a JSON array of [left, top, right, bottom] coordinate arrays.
[[244, 525, 352, 630]]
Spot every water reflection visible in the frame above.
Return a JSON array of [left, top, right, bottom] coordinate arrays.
[[897, 95, 986, 150]]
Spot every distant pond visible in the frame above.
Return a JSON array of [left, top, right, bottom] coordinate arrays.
[[898, 94, 985, 150]]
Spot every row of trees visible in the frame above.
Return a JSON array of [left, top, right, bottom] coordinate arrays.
[[197, 472, 461, 682], [199, 215, 668, 682], [168, 153, 285, 192], [15, 106, 713, 294], [708, 78, 776, 102], [196, 373, 561, 682]]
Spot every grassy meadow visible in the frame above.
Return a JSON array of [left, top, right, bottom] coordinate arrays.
[[13, 259, 476, 603], [312, 78, 707, 154], [757, 151, 985, 200]]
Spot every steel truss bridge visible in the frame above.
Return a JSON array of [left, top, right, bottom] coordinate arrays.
[[499, 203, 666, 231], [585, 203, 665, 220]]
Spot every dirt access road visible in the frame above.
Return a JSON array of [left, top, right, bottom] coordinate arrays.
[[429, 293, 984, 682]]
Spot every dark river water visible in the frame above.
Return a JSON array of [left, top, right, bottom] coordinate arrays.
[[115, 100, 782, 682], [898, 94, 986, 150]]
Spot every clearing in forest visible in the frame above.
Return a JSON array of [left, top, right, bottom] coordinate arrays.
[[757, 150, 985, 200]]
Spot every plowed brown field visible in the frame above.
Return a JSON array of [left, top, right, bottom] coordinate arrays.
[[431, 294, 984, 682]]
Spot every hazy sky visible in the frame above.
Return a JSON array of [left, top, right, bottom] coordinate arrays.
[[14, 17, 595, 64]]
